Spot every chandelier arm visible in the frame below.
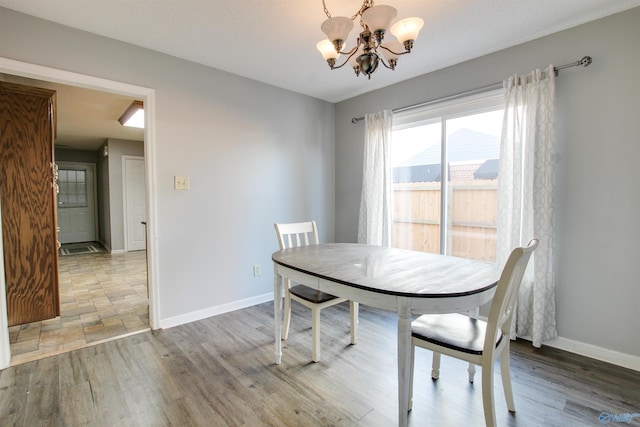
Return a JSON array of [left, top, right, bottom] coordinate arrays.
[[378, 44, 410, 56], [329, 58, 355, 70], [377, 55, 394, 70], [338, 46, 358, 56], [330, 48, 360, 70]]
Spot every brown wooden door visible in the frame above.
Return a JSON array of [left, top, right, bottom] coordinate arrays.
[[0, 81, 60, 326]]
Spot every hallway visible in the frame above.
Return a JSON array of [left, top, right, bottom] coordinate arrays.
[[8, 248, 149, 366]]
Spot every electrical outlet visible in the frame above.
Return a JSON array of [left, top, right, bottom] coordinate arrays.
[[174, 175, 190, 190], [253, 264, 261, 276]]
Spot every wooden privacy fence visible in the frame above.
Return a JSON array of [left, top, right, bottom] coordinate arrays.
[[393, 180, 498, 261]]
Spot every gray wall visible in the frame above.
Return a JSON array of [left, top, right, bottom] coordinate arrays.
[[55, 148, 98, 164], [97, 143, 110, 250], [335, 8, 640, 358], [0, 8, 335, 321]]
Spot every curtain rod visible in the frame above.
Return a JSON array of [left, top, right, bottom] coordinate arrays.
[[351, 55, 592, 124]]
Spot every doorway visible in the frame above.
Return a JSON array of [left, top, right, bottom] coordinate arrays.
[[0, 57, 158, 369], [56, 162, 98, 244]]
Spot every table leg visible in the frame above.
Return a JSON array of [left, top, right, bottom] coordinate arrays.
[[274, 269, 282, 364], [350, 301, 359, 344], [397, 298, 411, 427]]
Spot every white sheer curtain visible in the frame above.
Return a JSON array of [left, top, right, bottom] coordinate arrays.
[[497, 65, 558, 347], [358, 110, 393, 246]]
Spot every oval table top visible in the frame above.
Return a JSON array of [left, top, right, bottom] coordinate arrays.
[[272, 243, 501, 299]]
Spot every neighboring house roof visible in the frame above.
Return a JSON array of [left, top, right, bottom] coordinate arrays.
[[474, 158, 500, 180], [392, 128, 500, 183], [394, 128, 500, 167], [393, 164, 442, 183]]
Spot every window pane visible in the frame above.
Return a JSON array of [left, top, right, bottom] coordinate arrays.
[[445, 110, 502, 261], [392, 122, 442, 254]]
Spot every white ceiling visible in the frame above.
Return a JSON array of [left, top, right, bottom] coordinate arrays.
[[1, 0, 638, 150]]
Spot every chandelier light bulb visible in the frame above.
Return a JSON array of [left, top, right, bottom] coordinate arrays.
[[321, 16, 354, 49], [317, 40, 339, 59], [361, 5, 397, 33], [381, 39, 403, 69], [390, 17, 424, 44]]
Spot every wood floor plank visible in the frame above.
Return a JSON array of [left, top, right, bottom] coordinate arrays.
[[1, 301, 639, 426], [0, 363, 31, 425], [59, 381, 96, 426], [23, 357, 61, 425]]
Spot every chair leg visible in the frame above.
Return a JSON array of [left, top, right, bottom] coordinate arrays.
[[282, 283, 292, 340], [468, 363, 476, 383], [500, 350, 516, 412], [408, 343, 415, 411], [468, 307, 479, 383], [431, 352, 441, 380], [311, 306, 321, 362], [349, 301, 359, 344], [481, 359, 497, 427]]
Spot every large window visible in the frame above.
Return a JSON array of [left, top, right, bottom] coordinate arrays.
[[392, 91, 503, 261]]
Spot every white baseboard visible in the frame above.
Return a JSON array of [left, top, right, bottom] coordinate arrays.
[[543, 336, 640, 372], [109, 249, 126, 254], [477, 313, 640, 372], [158, 292, 274, 330]]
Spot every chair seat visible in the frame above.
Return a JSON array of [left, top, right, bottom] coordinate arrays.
[[290, 284, 341, 304], [411, 313, 502, 355]]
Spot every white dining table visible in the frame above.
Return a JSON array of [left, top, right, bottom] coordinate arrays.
[[272, 243, 501, 427]]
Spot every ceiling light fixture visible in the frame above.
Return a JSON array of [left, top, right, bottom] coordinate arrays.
[[118, 100, 144, 128], [316, 0, 423, 79]]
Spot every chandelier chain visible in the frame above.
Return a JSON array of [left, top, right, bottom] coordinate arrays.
[[322, 0, 375, 20]]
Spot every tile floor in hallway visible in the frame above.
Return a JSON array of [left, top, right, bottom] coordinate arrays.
[[8, 245, 149, 366]]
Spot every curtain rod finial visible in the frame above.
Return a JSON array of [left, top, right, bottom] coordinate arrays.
[[580, 56, 592, 67]]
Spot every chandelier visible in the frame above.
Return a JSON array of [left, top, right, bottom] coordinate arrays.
[[316, 0, 424, 79]]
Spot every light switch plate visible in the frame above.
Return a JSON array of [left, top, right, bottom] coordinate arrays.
[[174, 175, 190, 190]]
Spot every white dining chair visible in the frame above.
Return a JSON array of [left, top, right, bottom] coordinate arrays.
[[274, 221, 358, 362], [408, 239, 538, 427]]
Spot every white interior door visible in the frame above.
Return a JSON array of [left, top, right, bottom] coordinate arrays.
[[124, 156, 146, 251], [56, 162, 97, 244]]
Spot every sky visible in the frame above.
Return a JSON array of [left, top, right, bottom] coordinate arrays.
[[392, 109, 503, 166]]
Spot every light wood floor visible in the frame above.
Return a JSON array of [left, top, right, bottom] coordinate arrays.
[[8, 247, 149, 366], [1, 301, 638, 426]]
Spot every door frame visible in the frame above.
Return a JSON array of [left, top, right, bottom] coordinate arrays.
[[0, 198, 9, 367], [56, 161, 99, 244], [0, 57, 160, 369]]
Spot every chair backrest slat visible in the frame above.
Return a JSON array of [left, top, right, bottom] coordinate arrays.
[[274, 221, 319, 250]]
